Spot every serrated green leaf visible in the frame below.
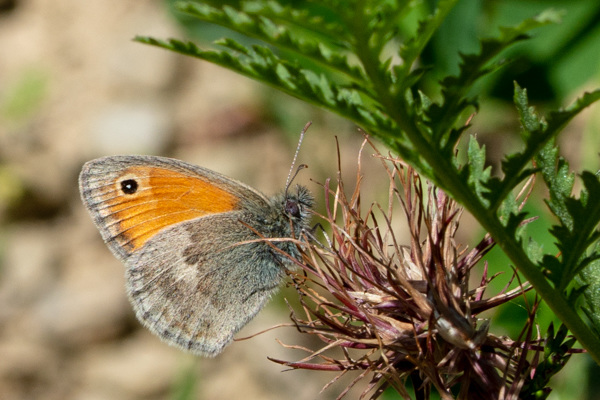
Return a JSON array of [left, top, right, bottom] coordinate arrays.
[[527, 237, 544, 264], [514, 83, 545, 134], [397, 0, 458, 85], [545, 89, 600, 132], [505, 210, 529, 241], [486, 85, 600, 214], [215, 37, 251, 55], [544, 171, 600, 290], [500, 8, 564, 39], [541, 254, 563, 288], [580, 246, 600, 333], [242, 0, 348, 40], [497, 191, 519, 225], [135, 35, 390, 136], [464, 136, 491, 206], [538, 142, 574, 226], [420, 9, 559, 153], [175, 1, 367, 84]]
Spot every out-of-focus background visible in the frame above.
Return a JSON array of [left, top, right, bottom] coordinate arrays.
[[0, 1, 599, 399]]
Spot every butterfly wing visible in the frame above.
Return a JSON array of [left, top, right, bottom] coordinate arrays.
[[127, 214, 284, 356], [79, 155, 281, 355], [78, 155, 267, 262]]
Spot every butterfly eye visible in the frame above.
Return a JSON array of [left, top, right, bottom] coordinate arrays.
[[120, 179, 139, 195], [285, 198, 301, 218]]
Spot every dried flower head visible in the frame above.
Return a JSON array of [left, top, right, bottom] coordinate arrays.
[[268, 138, 562, 400]]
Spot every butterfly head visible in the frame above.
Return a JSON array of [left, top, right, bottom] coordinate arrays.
[[284, 184, 313, 225]]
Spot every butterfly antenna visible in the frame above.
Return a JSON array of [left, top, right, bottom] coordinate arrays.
[[285, 121, 312, 191]]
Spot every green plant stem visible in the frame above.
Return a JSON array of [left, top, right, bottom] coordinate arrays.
[[351, 5, 600, 365], [390, 107, 600, 363], [394, 88, 600, 366]]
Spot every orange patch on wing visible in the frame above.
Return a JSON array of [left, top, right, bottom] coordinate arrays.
[[100, 166, 239, 251]]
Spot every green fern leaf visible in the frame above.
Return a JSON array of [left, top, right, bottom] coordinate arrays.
[[545, 172, 600, 290], [396, 0, 458, 89], [463, 136, 491, 206], [175, 1, 366, 83], [487, 85, 600, 214], [537, 141, 575, 227], [580, 248, 600, 334], [426, 10, 561, 153]]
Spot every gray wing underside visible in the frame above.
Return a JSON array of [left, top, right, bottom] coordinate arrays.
[[125, 214, 284, 356]]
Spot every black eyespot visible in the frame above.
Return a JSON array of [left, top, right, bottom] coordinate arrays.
[[285, 198, 301, 218], [120, 179, 138, 194]]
